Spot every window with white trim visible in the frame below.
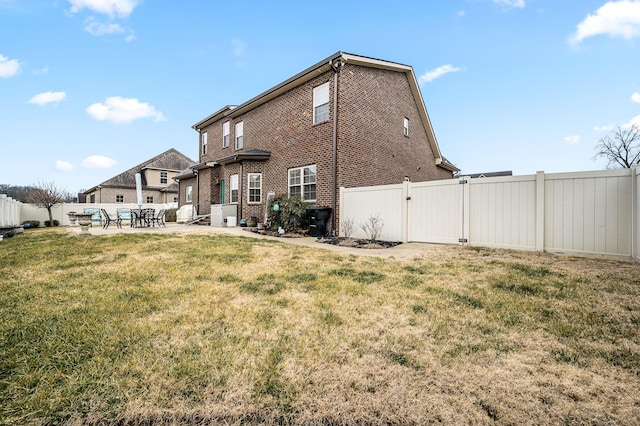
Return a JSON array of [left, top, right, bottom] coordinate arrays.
[[202, 131, 208, 155], [235, 121, 243, 149], [288, 165, 316, 201], [222, 121, 230, 148], [160, 171, 168, 184], [403, 117, 409, 137], [248, 173, 262, 204], [313, 82, 329, 124], [186, 185, 192, 202], [230, 174, 239, 203]]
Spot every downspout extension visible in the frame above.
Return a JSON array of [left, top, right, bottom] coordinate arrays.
[[330, 57, 345, 235]]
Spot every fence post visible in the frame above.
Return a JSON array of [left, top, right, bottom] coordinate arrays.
[[632, 166, 639, 262], [401, 181, 410, 243], [338, 187, 345, 237], [535, 171, 545, 252]]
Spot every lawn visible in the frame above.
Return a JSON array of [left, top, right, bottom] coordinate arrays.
[[1, 228, 639, 425]]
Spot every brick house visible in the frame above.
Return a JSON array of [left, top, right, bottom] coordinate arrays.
[[176, 52, 458, 233], [84, 148, 194, 205]]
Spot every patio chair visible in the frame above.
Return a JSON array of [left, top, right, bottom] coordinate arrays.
[[100, 209, 122, 229], [149, 209, 166, 227]]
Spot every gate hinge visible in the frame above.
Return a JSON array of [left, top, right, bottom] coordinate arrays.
[[458, 238, 468, 243]]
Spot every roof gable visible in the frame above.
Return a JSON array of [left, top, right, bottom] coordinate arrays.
[[85, 148, 195, 192], [192, 51, 458, 172]]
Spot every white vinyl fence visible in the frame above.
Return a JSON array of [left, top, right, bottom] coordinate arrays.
[[0, 194, 22, 227], [340, 167, 640, 261], [20, 202, 178, 227]]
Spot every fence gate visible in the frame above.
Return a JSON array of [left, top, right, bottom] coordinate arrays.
[[407, 177, 469, 244]]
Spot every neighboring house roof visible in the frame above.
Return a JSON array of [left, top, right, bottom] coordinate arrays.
[[464, 171, 513, 179], [84, 148, 195, 194], [192, 51, 458, 173]]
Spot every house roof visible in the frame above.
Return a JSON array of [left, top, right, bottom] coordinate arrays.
[[83, 148, 195, 194], [192, 51, 459, 173]]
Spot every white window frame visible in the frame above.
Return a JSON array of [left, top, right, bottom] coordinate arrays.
[[288, 165, 316, 201], [313, 82, 329, 124], [247, 173, 262, 204], [230, 174, 239, 203], [235, 121, 244, 150], [403, 117, 409, 137], [222, 121, 230, 148], [186, 186, 193, 203], [202, 131, 208, 155]]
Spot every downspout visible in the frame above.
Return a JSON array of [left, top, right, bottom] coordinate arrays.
[[330, 57, 345, 235], [239, 162, 244, 221]]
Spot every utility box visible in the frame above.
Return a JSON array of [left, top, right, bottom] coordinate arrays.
[[306, 206, 332, 238], [210, 204, 238, 227]]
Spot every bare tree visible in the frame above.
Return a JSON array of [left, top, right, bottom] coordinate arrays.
[[360, 214, 384, 242], [594, 125, 640, 169], [26, 181, 70, 227]]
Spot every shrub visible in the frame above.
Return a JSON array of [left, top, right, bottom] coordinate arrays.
[[165, 208, 177, 223], [267, 195, 308, 233], [44, 220, 60, 227], [341, 217, 355, 238], [360, 214, 384, 241]]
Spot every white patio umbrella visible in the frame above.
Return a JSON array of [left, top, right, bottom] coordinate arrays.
[[135, 173, 143, 209]]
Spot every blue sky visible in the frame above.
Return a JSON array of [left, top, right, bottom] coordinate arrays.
[[1, 0, 640, 194]]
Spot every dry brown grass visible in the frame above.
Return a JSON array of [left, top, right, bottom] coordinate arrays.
[[1, 229, 639, 425]]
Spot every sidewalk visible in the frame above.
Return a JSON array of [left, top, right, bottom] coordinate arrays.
[[67, 222, 443, 260]]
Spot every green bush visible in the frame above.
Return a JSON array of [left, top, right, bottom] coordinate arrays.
[[267, 195, 309, 233], [165, 208, 177, 223], [44, 220, 60, 227]]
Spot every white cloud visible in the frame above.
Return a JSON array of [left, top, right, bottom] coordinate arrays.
[[493, 0, 525, 9], [34, 66, 49, 75], [84, 17, 124, 35], [68, 0, 138, 18], [0, 54, 20, 78], [570, 0, 640, 45], [82, 155, 117, 169], [29, 91, 67, 105], [623, 114, 640, 128], [86, 96, 166, 123], [595, 124, 615, 132], [632, 92, 640, 103], [564, 135, 581, 144], [55, 160, 74, 171], [419, 64, 462, 84]]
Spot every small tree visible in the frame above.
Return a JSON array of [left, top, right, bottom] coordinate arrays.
[[341, 217, 356, 239], [26, 181, 70, 227], [594, 125, 640, 169]]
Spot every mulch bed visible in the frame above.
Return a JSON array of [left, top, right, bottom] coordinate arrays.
[[318, 237, 402, 249]]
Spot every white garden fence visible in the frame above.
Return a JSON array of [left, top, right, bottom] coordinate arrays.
[[0, 194, 22, 227], [340, 167, 640, 261]]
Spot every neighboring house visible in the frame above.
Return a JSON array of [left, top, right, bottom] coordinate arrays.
[[84, 148, 195, 205], [177, 51, 458, 233], [464, 171, 513, 179]]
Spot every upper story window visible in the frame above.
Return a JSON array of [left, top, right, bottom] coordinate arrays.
[[186, 186, 193, 203], [222, 121, 230, 148], [160, 171, 168, 184], [116, 195, 124, 203], [403, 117, 409, 137], [230, 174, 239, 203], [248, 173, 262, 204], [202, 131, 208, 155], [288, 165, 316, 201], [235, 121, 244, 150], [313, 82, 329, 124]]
